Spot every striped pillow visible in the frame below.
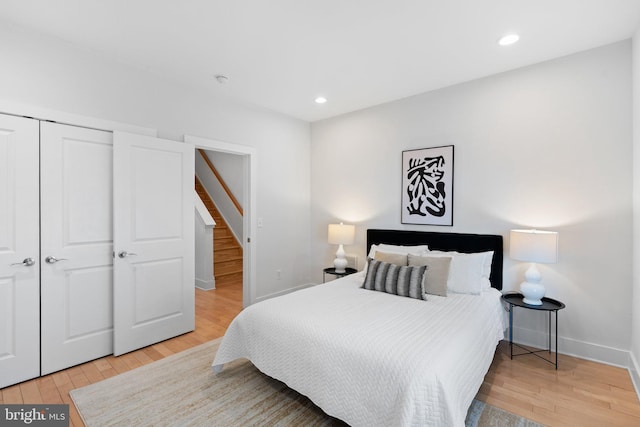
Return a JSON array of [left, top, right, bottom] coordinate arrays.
[[362, 259, 427, 300]]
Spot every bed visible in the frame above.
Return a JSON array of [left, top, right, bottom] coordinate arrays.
[[212, 229, 506, 426]]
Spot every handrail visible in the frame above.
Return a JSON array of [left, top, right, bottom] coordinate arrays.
[[198, 149, 243, 216]]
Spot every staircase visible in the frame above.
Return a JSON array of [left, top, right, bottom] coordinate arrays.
[[195, 177, 243, 287]]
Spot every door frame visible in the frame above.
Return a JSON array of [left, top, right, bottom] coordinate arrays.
[[184, 135, 255, 307]]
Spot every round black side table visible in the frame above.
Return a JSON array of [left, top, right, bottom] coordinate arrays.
[[501, 292, 566, 369], [323, 267, 357, 283]]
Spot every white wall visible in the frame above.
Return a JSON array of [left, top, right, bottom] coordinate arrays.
[[204, 150, 245, 206], [0, 23, 312, 299], [631, 29, 640, 391], [311, 41, 633, 366]]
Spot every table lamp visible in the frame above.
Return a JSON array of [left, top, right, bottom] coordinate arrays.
[[509, 229, 558, 305], [328, 223, 355, 273]]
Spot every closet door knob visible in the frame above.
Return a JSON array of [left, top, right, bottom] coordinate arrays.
[[118, 251, 138, 258], [45, 256, 68, 264], [10, 257, 35, 267]]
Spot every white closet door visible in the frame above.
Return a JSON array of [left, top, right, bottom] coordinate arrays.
[[113, 131, 194, 356], [0, 114, 40, 388], [40, 122, 114, 374]]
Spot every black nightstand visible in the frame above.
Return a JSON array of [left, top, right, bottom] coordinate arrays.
[[502, 292, 566, 369], [323, 267, 357, 283]]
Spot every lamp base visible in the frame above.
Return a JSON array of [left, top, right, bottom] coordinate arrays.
[[520, 281, 545, 305], [333, 244, 347, 273], [519, 263, 545, 305]]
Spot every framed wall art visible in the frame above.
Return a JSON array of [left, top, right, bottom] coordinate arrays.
[[401, 145, 454, 226]]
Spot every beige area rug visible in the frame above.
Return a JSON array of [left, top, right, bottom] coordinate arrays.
[[70, 339, 543, 427]]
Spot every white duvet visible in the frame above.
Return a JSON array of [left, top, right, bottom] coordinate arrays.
[[212, 272, 506, 427]]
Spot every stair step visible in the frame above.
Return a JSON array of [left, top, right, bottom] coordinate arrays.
[[214, 227, 234, 239], [215, 251, 243, 262], [216, 246, 242, 255], [216, 271, 243, 286], [215, 259, 243, 275], [215, 237, 239, 251], [214, 257, 242, 267]]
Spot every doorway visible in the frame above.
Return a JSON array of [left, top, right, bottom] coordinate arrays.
[[186, 135, 256, 307]]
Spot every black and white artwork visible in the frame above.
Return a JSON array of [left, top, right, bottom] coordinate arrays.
[[401, 145, 454, 226]]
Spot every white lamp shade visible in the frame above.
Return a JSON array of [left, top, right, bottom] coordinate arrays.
[[328, 223, 355, 245], [510, 229, 558, 264]]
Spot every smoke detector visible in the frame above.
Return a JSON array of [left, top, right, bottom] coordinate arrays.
[[214, 74, 229, 84]]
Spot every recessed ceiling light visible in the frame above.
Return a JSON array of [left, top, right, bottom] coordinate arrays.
[[498, 34, 520, 46], [315, 97, 327, 104]]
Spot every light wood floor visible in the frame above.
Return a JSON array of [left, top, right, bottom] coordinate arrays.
[[479, 342, 640, 426], [2, 282, 640, 426]]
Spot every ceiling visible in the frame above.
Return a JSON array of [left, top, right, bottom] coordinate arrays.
[[1, 1, 639, 122]]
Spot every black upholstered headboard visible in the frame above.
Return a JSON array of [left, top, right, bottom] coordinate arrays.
[[366, 229, 504, 290]]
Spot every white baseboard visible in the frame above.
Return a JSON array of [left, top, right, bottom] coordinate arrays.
[[510, 326, 630, 368], [195, 278, 216, 291], [254, 282, 316, 303], [629, 351, 640, 401]]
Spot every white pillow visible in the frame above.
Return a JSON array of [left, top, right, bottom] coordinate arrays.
[[424, 250, 491, 295], [479, 251, 494, 289], [428, 250, 494, 289]]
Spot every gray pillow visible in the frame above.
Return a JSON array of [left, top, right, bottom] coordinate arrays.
[[362, 259, 427, 300], [408, 254, 452, 298]]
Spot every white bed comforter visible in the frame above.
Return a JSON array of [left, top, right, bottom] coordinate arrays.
[[212, 273, 505, 427]]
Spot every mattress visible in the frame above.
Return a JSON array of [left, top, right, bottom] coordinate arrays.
[[212, 272, 506, 427]]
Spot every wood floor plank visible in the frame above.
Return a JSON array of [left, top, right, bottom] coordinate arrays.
[[66, 365, 90, 389], [105, 354, 133, 375], [50, 371, 73, 396], [19, 380, 43, 404], [79, 362, 105, 385], [141, 346, 166, 362], [132, 349, 155, 366], [2, 384, 23, 404], [119, 352, 143, 371], [150, 342, 175, 358], [91, 358, 112, 373], [35, 376, 63, 404]]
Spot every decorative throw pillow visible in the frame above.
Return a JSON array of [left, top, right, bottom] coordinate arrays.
[[373, 251, 408, 266], [407, 254, 452, 298], [362, 259, 427, 300], [362, 245, 410, 274]]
